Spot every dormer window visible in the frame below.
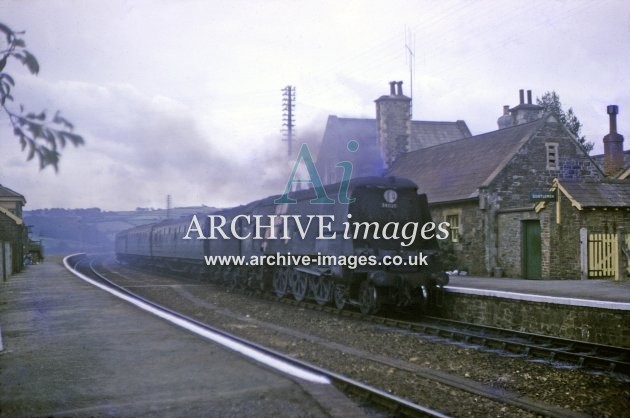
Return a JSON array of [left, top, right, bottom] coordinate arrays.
[[546, 142, 559, 170]]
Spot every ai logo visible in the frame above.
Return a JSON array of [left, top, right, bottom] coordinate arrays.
[[274, 140, 359, 205]]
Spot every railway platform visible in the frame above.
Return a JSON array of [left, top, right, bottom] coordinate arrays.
[[447, 275, 630, 308], [442, 275, 630, 348], [0, 256, 363, 417]]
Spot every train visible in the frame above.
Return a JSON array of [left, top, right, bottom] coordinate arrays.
[[115, 176, 449, 314]]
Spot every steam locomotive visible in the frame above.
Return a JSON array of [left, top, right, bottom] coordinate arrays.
[[115, 176, 448, 314]]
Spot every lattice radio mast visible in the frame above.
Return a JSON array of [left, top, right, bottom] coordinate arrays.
[[282, 85, 296, 157]]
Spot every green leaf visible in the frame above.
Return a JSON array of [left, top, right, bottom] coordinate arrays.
[[11, 50, 39, 75], [27, 145, 35, 161], [0, 23, 14, 43], [44, 129, 56, 146], [0, 72, 15, 85], [53, 111, 74, 129], [22, 50, 39, 74]]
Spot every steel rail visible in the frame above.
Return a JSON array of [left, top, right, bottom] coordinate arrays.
[[257, 286, 630, 376], [99, 256, 594, 417], [67, 254, 448, 418]]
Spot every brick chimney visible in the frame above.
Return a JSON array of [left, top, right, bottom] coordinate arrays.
[[375, 81, 411, 168], [502, 89, 544, 127], [497, 105, 511, 129], [603, 105, 625, 176]]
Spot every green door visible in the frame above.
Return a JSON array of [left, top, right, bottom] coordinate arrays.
[[522, 220, 542, 279]]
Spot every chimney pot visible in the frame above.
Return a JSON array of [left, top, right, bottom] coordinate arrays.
[[608, 105, 619, 134], [519, 89, 525, 104], [607, 105, 619, 115], [503, 105, 510, 115], [389, 81, 396, 95], [527, 90, 532, 104], [396, 81, 403, 96]]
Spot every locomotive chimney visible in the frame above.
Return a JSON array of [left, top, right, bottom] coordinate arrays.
[[603, 105, 625, 176]]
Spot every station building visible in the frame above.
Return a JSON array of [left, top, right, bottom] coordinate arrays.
[[316, 83, 630, 280], [0, 184, 27, 279]]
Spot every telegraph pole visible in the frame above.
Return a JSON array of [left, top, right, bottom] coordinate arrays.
[[405, 27, 415, 118], [282, 85, 295, 157]]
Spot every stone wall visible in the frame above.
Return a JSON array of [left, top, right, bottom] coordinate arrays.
[[430, 201, 486, 275], [486, 119, 602, 278], [440, 292, 630, 348], [496, 209, 540, 277], [0, 215, 25, 275], [376, 96, 411, 168], [489, 120, 600, 211], [544, 194, 630, 279]]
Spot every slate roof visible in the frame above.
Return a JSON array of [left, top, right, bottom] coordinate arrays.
[[315, 115, 471, 181], [0, 184, 26, 204], [556, 179, 630, 208], [410, 120, 472, 149], [388, 117, 548, 203], [315, 116, 383, 179], [590, 150, 630, 176]]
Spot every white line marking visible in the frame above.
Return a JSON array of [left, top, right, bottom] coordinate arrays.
[[63, 254, 330, 384]]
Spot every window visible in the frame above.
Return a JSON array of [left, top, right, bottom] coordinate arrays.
[[446, 214, 460, 243], [546, 143, 559, 170]]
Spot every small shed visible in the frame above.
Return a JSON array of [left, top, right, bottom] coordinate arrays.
[[536, 179, 630, 280]]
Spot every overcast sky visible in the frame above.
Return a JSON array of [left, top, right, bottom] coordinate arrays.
[[1, 0, 629, 211]]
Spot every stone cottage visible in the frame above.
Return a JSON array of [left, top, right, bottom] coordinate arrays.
[[390, 95, 628, 279], [534, 106, 630, 280], [315, 82, 628, 279]]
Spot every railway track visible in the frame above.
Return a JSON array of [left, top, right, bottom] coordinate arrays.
[[76, 254, 628, 417], [66, 253, 448, 418], [270, 296, 630, 377], [102, 254, 630, 378]]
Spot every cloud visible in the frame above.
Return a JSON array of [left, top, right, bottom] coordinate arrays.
[[1, 76, 325, 210]]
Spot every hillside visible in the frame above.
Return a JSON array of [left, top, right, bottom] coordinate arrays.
[[24, 206, 217, 255]]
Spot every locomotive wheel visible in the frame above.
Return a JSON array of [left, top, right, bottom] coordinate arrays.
[[359, 281, 380, 315], [291, 271, 308, 302], [245, 266, 260, 290], [419, 285, 430, 314], [272, 268, 288, 298], [221, 267, 232, 285], [333, 284, 348, 310], [313, 276, 332, 305], [225, 267, 238, 289]]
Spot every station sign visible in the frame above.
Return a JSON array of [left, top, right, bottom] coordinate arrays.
[[529, 190, 556, 202]]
